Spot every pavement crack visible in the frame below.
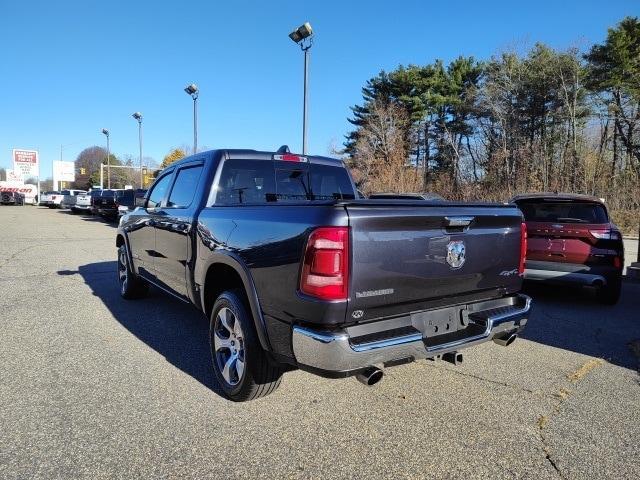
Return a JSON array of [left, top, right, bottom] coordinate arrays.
[[536, 358, 605, 479], [0, 245, 38, 268], [426, 362, 540, 396]]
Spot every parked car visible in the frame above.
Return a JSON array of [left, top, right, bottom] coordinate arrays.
[[116, 148, 530, 401], [72, 190, 102, 214], [95, 189, 120, 218], [116, 189, 147, 218], [369, 192, 445, 201], [0, 191, 25, 205], [40, 191, 59, 207], [60, 190, 87, 210], [511, 193, 624, 304]]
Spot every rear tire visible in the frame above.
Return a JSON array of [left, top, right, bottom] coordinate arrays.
[[597, 277, 622, 305], [117, 245, 148, 299], [210, 290, 283, 401]]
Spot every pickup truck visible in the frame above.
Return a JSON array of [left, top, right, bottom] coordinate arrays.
[[73, 190, 101, 213], [95, 189, 120, 218], [40, 191, 60, 207], [61, 190, 87, 210], [116, 149, 531, 401]]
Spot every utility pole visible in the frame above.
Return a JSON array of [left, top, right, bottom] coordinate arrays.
[[184, 84, 199, 155], [102, 129, 110, 189], [132, 113, 143, 187], [288, 23, 314, 155]]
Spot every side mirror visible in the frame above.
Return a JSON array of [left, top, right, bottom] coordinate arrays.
[[135, 196, 146, 208]]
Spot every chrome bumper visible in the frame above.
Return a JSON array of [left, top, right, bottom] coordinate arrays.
[[292, 294, 531, 373]]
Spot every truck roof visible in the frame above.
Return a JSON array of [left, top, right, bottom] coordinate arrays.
[[170, 149, 344, 169]]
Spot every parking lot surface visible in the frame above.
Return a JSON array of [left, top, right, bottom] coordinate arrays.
[[1, 206, 639, 479]]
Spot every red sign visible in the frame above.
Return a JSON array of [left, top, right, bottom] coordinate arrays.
[[13, 149, 39, 177], [13, 150, 37, 164]]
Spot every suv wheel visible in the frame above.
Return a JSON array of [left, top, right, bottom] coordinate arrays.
[[117, 245, 148, 299], [597, 276, 622, 305], [210, 290, 283, 401]]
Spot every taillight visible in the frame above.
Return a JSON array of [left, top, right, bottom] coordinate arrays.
[[519, 222, 527, 275], [300, 227, 349, 300], [589, 229, 620, 240]]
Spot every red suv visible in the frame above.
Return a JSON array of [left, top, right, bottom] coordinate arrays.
[[511, 193, 624, 304]]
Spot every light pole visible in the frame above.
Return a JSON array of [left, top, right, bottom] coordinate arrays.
[[184, 84, 199, 154], [289, 22, 314, 155], [132, 112, 143, 187], [101, 129, 110, 189]]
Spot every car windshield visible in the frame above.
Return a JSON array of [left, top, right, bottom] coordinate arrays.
[[518, 200, 608, 224]]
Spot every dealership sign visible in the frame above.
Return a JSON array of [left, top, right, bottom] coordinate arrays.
[[53, 160, 75, 183], [13, 149, 39, 177]]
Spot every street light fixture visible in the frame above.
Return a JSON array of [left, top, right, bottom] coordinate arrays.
[[184, 83, 199, 154], [101, 128, 110, 189], [289, 22, 313, 155], [132, 112, 143, 187]]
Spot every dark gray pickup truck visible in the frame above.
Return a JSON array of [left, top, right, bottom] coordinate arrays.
[[116, 148, 531, 401]]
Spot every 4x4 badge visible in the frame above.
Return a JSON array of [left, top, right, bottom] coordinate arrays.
[[446, 240, 466, 269]]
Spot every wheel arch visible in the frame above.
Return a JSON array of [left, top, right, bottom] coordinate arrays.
[[200, 254, 271, 352]]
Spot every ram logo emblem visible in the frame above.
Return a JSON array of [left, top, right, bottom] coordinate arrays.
[[446, 240, 466, 269]]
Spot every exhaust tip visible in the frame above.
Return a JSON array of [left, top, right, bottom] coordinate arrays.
[[442, 351, 463, 365], [356, 367, 383, 386], [493, 333, 517, 347]]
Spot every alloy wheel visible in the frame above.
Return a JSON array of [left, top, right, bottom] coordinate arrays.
[[213, 307, 246, 386], [118, 248, 128, 294]]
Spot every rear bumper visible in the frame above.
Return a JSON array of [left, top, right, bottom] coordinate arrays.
[[292, 294, 531, 375], [524, 269, 608, 286], [524, 260, 620, 286]]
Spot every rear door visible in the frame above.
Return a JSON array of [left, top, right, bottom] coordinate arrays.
[[346, 203, 523, 321], [153, 161, 205, 297]]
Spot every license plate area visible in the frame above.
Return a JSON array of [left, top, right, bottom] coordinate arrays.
[[411, 306, 463, 338]]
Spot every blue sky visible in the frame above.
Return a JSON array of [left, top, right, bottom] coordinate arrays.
[[1, 0, 637, 179]]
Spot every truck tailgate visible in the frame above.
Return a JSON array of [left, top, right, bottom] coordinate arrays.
[[345, 202, 523, 321], [76, 194, 92, 207]]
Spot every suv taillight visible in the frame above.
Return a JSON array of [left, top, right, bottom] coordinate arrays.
[[589, 229, 620, 240], [519, 222, 527, 275], [300, 227, 349, 301]]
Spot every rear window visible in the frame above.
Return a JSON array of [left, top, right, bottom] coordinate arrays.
[[116, 190, 134, 199], [215, 159, 355, 205], [518, 201, 608, 224]]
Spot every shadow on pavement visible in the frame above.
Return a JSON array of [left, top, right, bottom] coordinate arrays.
[[63, 261, 225, 397], [54, 209, 118, 227], [64, 261, 639, 397], [521, 281, 640, 371]]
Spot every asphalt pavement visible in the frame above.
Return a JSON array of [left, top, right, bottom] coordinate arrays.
[[1, 206, 639, 479]]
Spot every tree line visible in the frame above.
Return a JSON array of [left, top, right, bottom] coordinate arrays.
[[344, 17, 640, 233]]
